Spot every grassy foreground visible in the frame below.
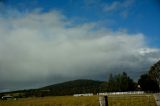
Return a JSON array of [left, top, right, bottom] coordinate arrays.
[[108, 95, 157, 106], [0, 96, 99, 106], [0, 95, 157, 106]]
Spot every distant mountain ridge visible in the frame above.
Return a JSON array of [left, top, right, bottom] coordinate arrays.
[[0, 73, 139, 97], [42, 79, 103, 89], [40, 79, 104, 96], [0, 79, 105, 97]]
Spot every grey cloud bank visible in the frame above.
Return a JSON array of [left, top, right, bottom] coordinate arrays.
[[0, 10, 159, 91]]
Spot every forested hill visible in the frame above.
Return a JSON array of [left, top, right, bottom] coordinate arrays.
[[0, 72, 138, 97], [39, 79, 104, 96], [0, 79, 105, 97]]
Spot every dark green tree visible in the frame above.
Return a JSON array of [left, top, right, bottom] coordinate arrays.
[[107, 72, 136, 92], [148, 60, 160, 86], [138, 74, 159, 92]]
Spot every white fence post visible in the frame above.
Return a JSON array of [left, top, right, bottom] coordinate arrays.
[[99, 96, 108, 106]]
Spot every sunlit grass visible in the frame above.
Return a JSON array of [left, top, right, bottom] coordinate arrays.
[[108, 94, 157, 106], [0, 96, 99, 106], [0, 94, 157, 106]]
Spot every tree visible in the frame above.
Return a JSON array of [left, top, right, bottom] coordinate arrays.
[[107, 72, 136, 92], [148, 60, 160, 86], [138, 74, 159, 92]]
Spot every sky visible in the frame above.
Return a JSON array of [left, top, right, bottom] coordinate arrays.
[[0, 0, 160, 92]]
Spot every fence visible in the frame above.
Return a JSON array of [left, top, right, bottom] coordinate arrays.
[[98, 91, 144, 96], [73, 93, 93, 97]]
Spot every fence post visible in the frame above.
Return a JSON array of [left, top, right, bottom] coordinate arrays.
[[99, 96, 108, 106], [99, 96, 104, 106], [104, 96, 108, 106]]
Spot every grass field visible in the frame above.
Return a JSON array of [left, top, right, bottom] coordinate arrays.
[[0, 94, 157, 106], [108, 95, 157, 106]]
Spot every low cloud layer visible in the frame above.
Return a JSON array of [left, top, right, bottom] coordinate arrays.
[[0, 10, 160, 91]]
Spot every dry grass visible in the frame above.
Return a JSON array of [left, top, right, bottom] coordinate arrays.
[[108, 94, 157, 106], [0, 94, 157, 106], [0, 96, 99, 106]]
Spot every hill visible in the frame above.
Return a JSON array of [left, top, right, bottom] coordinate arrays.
[[0, 79, 105, 97], [40, 79, 104, 95], [0, 71, 138, 97], [40, 79, 104, 96]]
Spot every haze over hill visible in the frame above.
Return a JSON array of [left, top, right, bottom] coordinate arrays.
[[0, 79, 104, 96], [0, 76, 136, 97], [0, 0, 160, 92]]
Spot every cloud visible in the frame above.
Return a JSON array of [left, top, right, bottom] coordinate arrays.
[[104, 0, 134, 12], [0, 9, 160, 91], [103, 0, 135, 18]]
